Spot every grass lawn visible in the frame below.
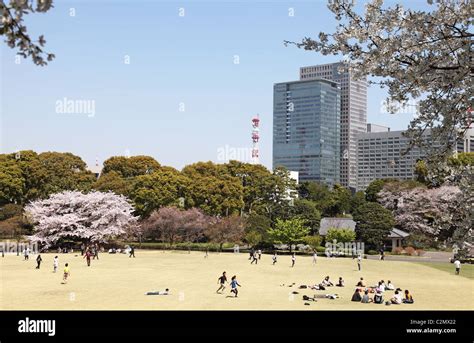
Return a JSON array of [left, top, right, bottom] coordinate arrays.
[[415, 262, 474, 280], [1, 250, 473, 310]]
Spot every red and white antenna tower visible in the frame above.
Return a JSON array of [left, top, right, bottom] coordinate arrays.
[[251, 114, 260, 164]]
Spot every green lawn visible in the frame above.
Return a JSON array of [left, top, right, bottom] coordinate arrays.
[[415, 262, 474, 280], [1, 251, 473, 310]]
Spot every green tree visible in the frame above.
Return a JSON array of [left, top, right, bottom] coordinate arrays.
[[93, 171, 131, 196], [325, 184, 351, 217], [414, 160, 429, 185], [184, 163, 244, 216], [350, 191, 366, 213], [303, 235, 322, 251], [245, 213, 272, 241], [130, 168, 188, 218], [365, 179, 395, 202], [267, 218, 310, 252], [325, 228, 356, 244], [353, 202, 395, 248], [0, 156, 24, 205], [245, 231, 263, 248], [0, 151, 95, 204], [293, 199, 321, 235], [225, 160, 276, 215], [102, 155, 160, 178]]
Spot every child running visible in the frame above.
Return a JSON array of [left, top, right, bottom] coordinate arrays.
[[62, 263, 70, 284], [230, 275, 241, 297], [216, 271, 227, 294], [251, 251, 258, 264], [272, 252, 278, 265]]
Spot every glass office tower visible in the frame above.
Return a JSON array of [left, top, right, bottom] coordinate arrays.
[[273, 79, 341, 185], [300, 62, 367, 190]]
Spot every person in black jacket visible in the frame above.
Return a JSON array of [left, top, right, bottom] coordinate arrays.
[[36, 254, 42, 269]]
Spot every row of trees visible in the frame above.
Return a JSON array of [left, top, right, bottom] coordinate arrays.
[[1, 150, 471, 253]]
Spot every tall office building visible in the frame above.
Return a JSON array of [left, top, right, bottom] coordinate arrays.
[[273, 79, 341, 185], [300, 62, 367, 190]]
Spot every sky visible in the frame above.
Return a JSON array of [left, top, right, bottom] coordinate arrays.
[[0, 0, 430, 170]]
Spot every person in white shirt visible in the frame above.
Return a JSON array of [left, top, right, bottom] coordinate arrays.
[[386, 280, 395, 290], [53, 256, 59, 273], [454, 259, 461, 275], [272, 253, 277, 265], [312, 252, 317, 264], [291, 253, 296, 267], [390, 290, 402, 304]]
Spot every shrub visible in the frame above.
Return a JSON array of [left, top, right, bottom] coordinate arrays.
[[404, 246, 416, 256], [367, 250, 378, 255], [392, 247, 403, 255], [416, 249, 425, 256], [326, 228, 356, 243], [316, 246, 327, 254]]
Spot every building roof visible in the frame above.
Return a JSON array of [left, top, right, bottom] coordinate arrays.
[[388, 228, 410, 239], [319, 218, 356, 236]]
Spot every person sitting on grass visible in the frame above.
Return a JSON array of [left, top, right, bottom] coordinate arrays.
[[356, 277, 366, 287], [309, 283, 326, 291], [373, 290, 384, 304], [361, 290, 372, 303], [390, 290, 402, 304], [336, 277, 345, 287], [402, 290, 414, 304], [351, 288, 362, 302], [386, 280, 395, 290], [376, 281, 385, 293], [321, 276, 334, 287]]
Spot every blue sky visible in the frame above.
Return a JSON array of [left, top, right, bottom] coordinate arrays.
[[1, 0, 428, 170]]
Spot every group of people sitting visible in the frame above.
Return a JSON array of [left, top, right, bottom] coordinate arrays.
[[351, 278, 414, 305], [306, 275, 345, 290], [299, 276, 414, 306]]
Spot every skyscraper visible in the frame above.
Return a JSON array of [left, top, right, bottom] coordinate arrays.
[[273, 79, 341, 185], [300, 62, 367, 190]]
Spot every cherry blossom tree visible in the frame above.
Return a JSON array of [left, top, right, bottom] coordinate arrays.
[[377, 185, 464, 241], [141, 207, 210, 246], [285, 0, 472, 158], [1, 0, 55, 65], [25, 190, 138, 247]]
